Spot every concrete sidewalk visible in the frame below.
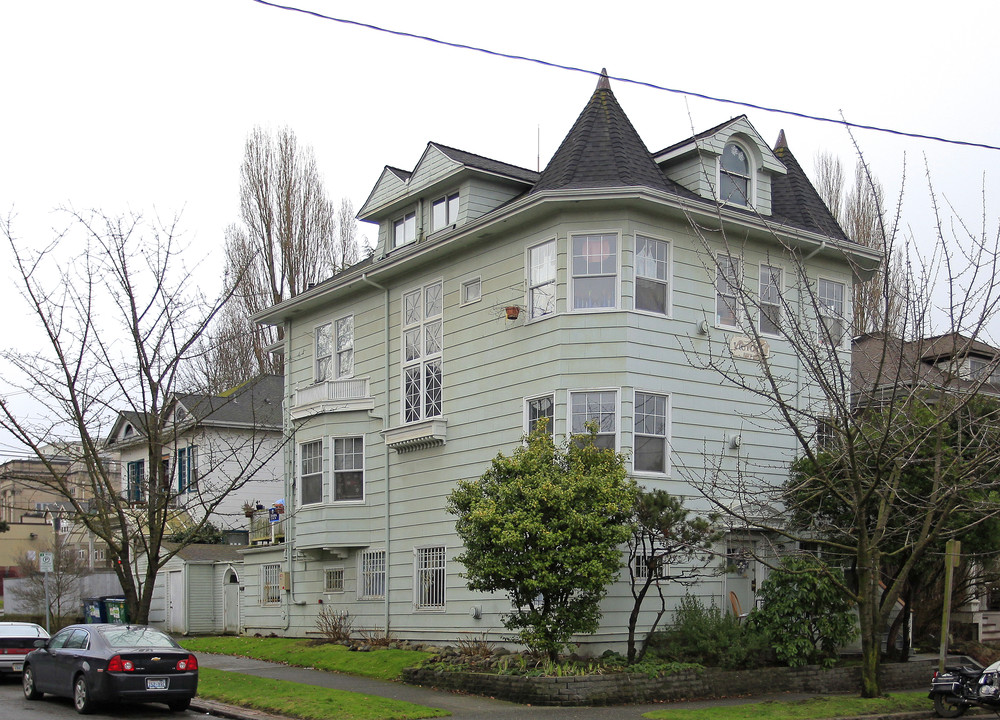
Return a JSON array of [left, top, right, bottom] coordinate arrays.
[[193, 653, 905, 720]]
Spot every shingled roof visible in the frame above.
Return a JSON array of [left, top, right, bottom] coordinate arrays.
[[771, 130, 849, 242], [432, 143, 539, 184], [175, 374, 283, 428], [531, 69, 672, 195]]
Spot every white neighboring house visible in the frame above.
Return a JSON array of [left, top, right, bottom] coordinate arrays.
[[105, 375, 286, 536]]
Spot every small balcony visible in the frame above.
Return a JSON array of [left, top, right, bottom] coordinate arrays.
[[290, 377, 374, 420], [249, 511, 285, 546]]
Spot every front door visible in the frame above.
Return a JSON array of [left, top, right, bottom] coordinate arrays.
[[167, 570, 184, 632], [223, 571, 240, 634]]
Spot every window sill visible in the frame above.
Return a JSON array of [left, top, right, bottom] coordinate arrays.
[[382, 418, 448, 452]]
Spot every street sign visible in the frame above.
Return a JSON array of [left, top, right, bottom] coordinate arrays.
[[38, 551, 54, 573]]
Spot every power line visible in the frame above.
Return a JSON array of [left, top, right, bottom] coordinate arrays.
[[249, 0, 1000, 154]]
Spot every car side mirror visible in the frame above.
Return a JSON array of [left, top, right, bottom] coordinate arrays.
[[33, 639, 48, 648]]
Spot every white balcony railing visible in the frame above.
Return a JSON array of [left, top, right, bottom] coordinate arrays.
[[291, 378, 374, 419]]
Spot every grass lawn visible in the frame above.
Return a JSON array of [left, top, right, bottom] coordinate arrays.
[[198, 667, 449, 720], [642, 692, 933, 720], [180, 636, 432, 681]]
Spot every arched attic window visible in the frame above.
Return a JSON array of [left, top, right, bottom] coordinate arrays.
[[719, 141, 752, 207]]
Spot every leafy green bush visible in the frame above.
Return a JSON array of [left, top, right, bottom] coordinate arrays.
[[646, 595, 770, 669]]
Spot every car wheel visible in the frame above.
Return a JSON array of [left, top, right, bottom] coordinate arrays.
[[167, 697, 191, 712], [22, 665, 42, 700], [73, 674, 95, 714], [933, 693, 968, 718]]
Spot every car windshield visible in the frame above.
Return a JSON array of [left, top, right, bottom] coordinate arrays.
[[99, 627, 178, 649]]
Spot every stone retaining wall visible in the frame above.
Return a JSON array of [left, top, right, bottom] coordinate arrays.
[[402, 659, 940, 706]]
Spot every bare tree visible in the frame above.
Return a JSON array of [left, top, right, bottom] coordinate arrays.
[[10, 541, 84, 621], [335, 198, 359, 272], [0, 210, 285, 624], [685, 163, 1000, 696], [815, 151, 904, 335]]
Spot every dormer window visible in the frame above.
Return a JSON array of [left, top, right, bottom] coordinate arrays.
[[432, 194, 459, 232], [394, 212, 416, 248], [720, 142, 751, 206]]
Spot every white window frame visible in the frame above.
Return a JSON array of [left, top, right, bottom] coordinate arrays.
[[359, 549, 386, 599], [569, 389, 619, 451], [401, 280, 444, 423], [758, 263, 783, 337], [261, 563, 281, 606], [524, 394, 555, 438], [715, 254, 741, 329], [324, 567, 345, 593], [393, 212, 416, 248], [432, 193, 459, 232], [527, 239, 556, 319], [719, 140, 753, 207], [414, 546, 446, 610], [299, 439, 324, 506], [335, 315, 354, 379], [633, 390, 670, 475], [635, 234, 671, 316], [570, 232, 619, 311], [332, 436, 364, 502], [460, 277, 481, 306], [315, 322, 332, 382], [817, 277, 847, 347], [632, 552, 668, 581]]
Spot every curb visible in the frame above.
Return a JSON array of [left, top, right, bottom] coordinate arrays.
[[191, 697, 295, 720]]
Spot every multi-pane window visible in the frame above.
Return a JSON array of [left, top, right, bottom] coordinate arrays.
[[299, 440, 323, 505], [526, 395, 554, 437], [818, 278, 846, 346], [461, 277, 481, 305], [335, 316, 354, 378], [570, 391, 617, 450], [528, 240, 556, 318], [970, 358, 1000, 384], [94, 548, 106, 562], [720, 142, 751, 206], [432, 193, 459, 231], [176, 445, 197, 493], [360, 550, 386, 599], [402, 281, 443, 423], [633, 553, 667, 581], [261, 563, 281, 605], [333, 437, 364, 501], [394, 212, 416, 247], [126, 460, 145, 502], [716, 255, 740, 328], [635, 235, 670, 315], [315, 323, 332, 381], [759, 265, 782, 336], [78, 549, 86, 561], [414, 546, 446, 609], [634, 392, 668, 474], [324, 567, 345, 593], [572, 233, 617, 310]]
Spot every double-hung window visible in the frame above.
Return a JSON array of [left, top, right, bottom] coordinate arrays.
[[316, 317, 353, 381], [635, 235, 670, 315], [126, 460, 145, 502], [402, 281, 443, 423], [570, 390, 617, 450], [332, 437, 364, 501], [432, 193, 459, 231], [360, 549, 386, 599], [634, 391, 668, 474], [315, 323, 332, 381], [335, 316, 354, 377], [528, 240, 556, 318], [818, 278, 846, 346], [716, 255, 740, 328], [526, 394, 555, 437], [261, 563, 281, 605], [414, 546, 446, 610], [176, 446, 197, 493], [720, 142, 751, 206], [299, 440, 324, 505], [394, 212, 416, 247], [572, 233, 617, 310], [759, 265, 782, 336]]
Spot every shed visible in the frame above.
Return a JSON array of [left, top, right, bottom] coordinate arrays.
[[148, 543, 243, 635]]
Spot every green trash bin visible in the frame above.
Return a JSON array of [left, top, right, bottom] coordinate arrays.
[[103, 597, 129, 624]]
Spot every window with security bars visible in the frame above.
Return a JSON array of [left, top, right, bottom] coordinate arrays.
[[324, 567, 345, 593], [360, 550, 386, 599], [402, 281, 443, 423], [414, 546, 446, 609], [261, 563, 281, 605]]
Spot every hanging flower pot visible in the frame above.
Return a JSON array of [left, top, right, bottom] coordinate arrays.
[[505, 306, 520, 320]]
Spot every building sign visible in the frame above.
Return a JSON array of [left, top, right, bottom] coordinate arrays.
[[730, 335, 770, 361]]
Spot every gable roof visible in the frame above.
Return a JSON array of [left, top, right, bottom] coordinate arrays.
[[173, 374, 283, 428], [771, 131, 849, 242], [432, 142, 539, 184], [531, 70, 671, 195]]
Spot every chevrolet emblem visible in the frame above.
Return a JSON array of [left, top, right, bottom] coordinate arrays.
[[151, 656, 160, 661]]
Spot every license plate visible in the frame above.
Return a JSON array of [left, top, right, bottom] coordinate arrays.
[[146, 678, 168, 690], [11, 663, 21, 672]]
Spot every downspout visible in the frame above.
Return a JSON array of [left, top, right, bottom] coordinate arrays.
[[362, 272, 392, 633], [804, 239, 827, 261], [284, 318, 306, 632]]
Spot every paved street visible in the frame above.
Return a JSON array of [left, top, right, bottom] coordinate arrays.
[[0, 673, 189, 720]]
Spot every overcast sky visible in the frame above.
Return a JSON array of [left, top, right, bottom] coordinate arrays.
[[1, 0, 998, 456]]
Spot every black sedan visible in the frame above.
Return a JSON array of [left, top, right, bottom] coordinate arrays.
[[22, 623, 198, 714]]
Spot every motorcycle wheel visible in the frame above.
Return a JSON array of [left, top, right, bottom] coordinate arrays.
[[933, 693, 968, 718]]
